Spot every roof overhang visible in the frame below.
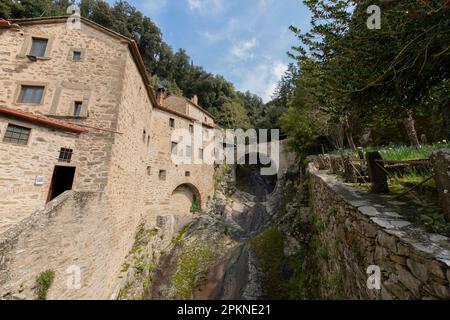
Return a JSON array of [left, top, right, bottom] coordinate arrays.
[[0, 106, 85, 133]]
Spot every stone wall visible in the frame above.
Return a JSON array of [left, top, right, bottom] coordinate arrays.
[[146, 107, 215, 224], [0, 191, 123, 300], [0, 20, 127, 225], [0, 117, 79, 233], [309, 164, 450, 300], [0, 17, 216, 299]]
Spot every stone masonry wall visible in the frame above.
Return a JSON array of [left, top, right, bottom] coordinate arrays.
[[0, 191, 121, 300], [0, 117, 79, 233], [147, 108, 215, 225], [309, 164, 450, 300], [0, 21, 127, 224]]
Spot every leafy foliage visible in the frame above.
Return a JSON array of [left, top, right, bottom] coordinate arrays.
[[282, 0, 450, 156]]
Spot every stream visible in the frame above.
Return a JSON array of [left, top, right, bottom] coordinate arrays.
[[193, 170, 273, 300], [149, 169, 276, 300]]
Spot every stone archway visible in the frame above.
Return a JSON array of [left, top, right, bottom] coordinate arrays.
[[170, 183, 202, 216]]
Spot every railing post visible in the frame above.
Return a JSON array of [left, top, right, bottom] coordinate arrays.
[[430, 149, 450, 222], [343, 155, 356, 183], [366, 151, 389, 194]]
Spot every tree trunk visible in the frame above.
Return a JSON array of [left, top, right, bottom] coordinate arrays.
[[342, 116, 356, 150], [444, 103, 450, 141], [403, 113, 420, 148]]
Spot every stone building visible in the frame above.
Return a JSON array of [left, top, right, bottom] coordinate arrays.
[[0, 16, 215, 299]]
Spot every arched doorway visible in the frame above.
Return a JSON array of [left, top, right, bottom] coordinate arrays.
[[170, 183, 201, 216]]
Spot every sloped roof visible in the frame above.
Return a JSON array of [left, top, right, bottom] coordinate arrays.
[[0, 106, 85, 133], [165, 96, 214, 119]]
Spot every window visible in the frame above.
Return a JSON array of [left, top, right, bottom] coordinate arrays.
[[199, 148, 204, 160], [189, 124, 194, 134], [186, 145, 192, 157], [147, 135, 150, 147], [147, 166, 151, 175], [59, 148, 73, 162], [143, 129, 146, 142], [159, 170, 166, 181], [18, 85, 45, 104], [29, 38, 48, 57], [74, 101, 83, 117], [73, 51, 81, 61], [185, 171, 191, 177], [171, 142, 178, 156], [3, 124, 31, 145], [169, 118, 175, 128]]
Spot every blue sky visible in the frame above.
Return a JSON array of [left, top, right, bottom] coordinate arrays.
[[110, 0, 311, 102]]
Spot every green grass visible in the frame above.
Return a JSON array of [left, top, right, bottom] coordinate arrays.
[[250, 226, 287, 299], [331, 141, 449, 161], [35, 270, 55, 300]]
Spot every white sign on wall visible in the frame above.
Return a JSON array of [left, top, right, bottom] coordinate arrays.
[[35, 176, 45, 186]]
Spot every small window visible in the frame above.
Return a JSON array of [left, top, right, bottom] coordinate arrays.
[[73, 51, 81, 61], [59, 148, 73, 162], [143, 129, 146, 142], [74, 101, 83, 117], [18, 85, 45, 104], [29, 37, 48, 57], [185, 171, 191, 177], [169, 118, 175, 128], [199, 148, 204, 160], [171, 142, 178, 155], [186, 145, 192, 157], [189, 124, 194, 133], [3, 124, 31, 145], [147, 166, 151, 175], [147, 135, 150, 147], [159, 170, 166, 181]]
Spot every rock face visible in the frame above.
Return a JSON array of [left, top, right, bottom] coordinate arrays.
[[147, 172, 279, 300], [430, 149, 450, 221]]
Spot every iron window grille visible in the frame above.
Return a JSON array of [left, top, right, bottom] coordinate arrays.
[[59, 148, 73, 163], [3, 124, 31, 145]]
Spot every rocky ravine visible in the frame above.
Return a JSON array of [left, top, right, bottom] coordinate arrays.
[[142, 165, 316, 300]]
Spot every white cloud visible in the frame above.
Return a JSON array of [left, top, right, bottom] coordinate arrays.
[[239, 61, 287, 102], [140, 0, 168, 13], [201, 31, 223, 43], [187, 0, 225, 14], [231, 38, 257, 60]]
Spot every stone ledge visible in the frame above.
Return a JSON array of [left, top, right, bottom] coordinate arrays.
[[309, 163, 450, 265], [0, 191, 101, 247]]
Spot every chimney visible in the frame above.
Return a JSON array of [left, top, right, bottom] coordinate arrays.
[[191, 95, 198, 105], [156, 87, 166, 107]]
